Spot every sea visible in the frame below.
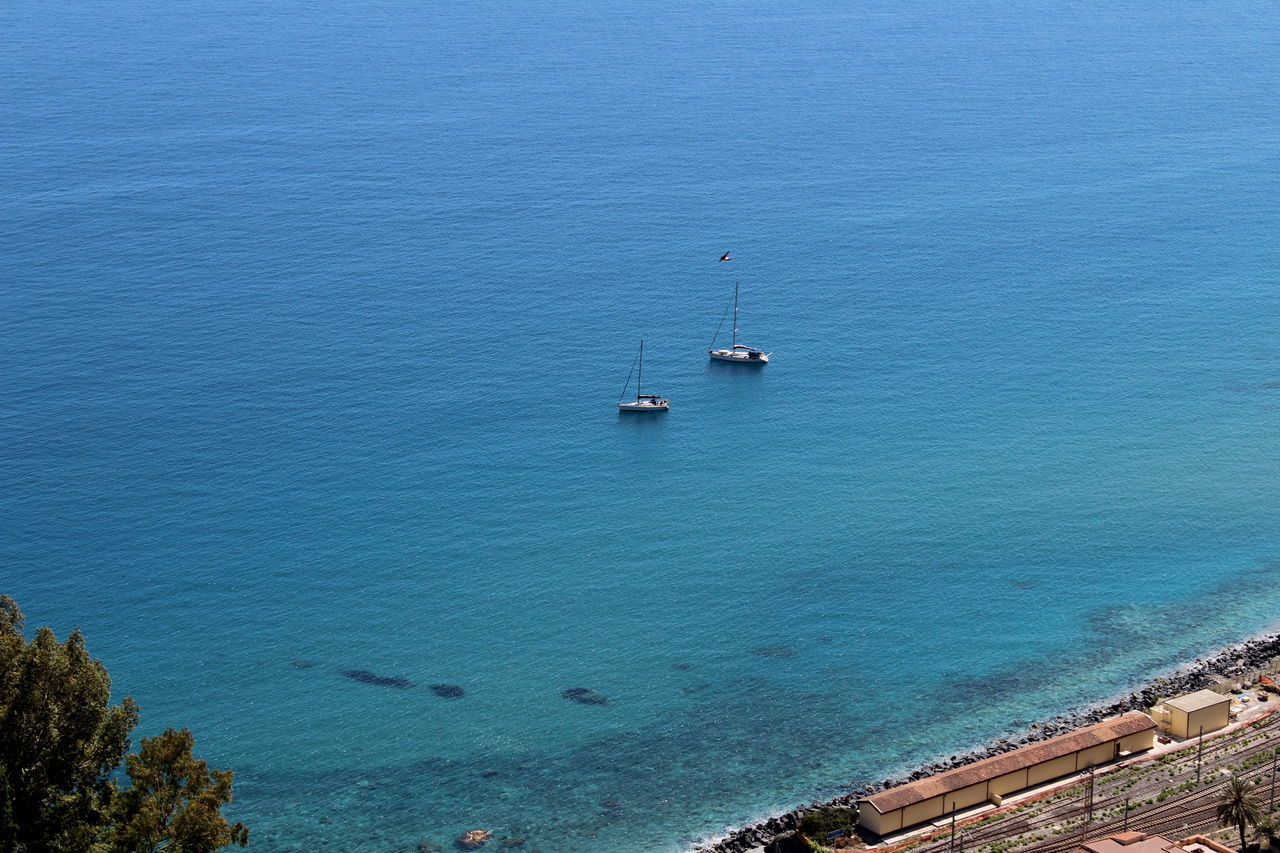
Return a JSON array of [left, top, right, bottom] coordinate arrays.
[[4, 0, 1280, 850]]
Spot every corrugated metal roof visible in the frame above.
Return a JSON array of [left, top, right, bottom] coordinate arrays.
[[1163, 689, 1230, 714], [861, 713, 1156, 815]]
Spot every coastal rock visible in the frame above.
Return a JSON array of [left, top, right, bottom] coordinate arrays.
[[499, 838, 525, 848], [763, 831, 809, 853], [340, 669, 414, 689], [290, 659, 316, 669], [562, 687, 609, 705], [418, 842, 443, 853], [455, 829, 492, 850], [430, 683, 466, 698]]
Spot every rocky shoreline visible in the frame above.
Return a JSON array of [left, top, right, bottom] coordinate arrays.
[[690, 631, 1280, 853]]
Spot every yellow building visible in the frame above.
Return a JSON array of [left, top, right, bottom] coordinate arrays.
[[857, 714, 1156, 837], [1151, 689, 1231, 739]]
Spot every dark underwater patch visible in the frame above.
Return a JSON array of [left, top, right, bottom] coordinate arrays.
[[340, 669, 414, 688], [562, 687, 610, 705], [430, 683, 465, 698]]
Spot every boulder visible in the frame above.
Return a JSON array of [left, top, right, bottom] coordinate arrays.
[[455, 829, 492, 850], [764, 831, 809, 853]]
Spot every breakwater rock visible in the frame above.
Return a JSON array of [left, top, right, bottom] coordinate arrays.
[[689, 631, 1280, 853]]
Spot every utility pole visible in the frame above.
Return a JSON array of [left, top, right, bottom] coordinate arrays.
[[1076, 772, 1090, 845], [1196, 725, 1204, 784], [949, 804, 956, 852], [1086, 766, 1096, 824], [1271, 747, 1278, 811]]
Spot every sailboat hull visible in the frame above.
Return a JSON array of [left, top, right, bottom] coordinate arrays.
[[618, 399, 669, 412], [708, 349, 769, 364]]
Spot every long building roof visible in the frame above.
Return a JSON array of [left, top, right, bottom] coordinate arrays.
[[861, 713, 1156, 815]]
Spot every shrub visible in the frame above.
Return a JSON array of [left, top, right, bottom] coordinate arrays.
[[799, 806, 859, 841]]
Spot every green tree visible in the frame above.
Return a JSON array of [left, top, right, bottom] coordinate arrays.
[[108, 729, 247, 853], [0, 596, 138, 852], [0, 596, 247, 853], [1217, 774, 1264, 853]]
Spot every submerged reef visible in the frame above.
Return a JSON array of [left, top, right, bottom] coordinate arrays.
[[340, 669, 415, 689], [430, 683, 466, 698], [562, 687, 610, 705]]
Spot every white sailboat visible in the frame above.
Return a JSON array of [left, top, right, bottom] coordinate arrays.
[[618, 339, 669, 412], [708, 281, 770, 364]]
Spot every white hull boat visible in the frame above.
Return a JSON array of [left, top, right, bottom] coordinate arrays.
[[707, 281, 769, 365], [618, 394, 669, 412], [618, 340, 669, 412], [709, 345, 769, 363]]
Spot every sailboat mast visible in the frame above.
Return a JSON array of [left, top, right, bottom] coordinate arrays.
[[637, 339, 643, 398], [731, 281, 739, 350]]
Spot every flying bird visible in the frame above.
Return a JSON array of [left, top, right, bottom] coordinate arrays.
[[718, 252, 731, 262]]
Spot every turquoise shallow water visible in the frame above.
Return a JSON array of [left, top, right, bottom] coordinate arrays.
[[4, 0, 1280, 849]]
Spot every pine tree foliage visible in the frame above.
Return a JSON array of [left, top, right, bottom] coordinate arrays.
[[108, 729, 248, 853], [0, 596, 138, 851], [0, 596, 247, 853]]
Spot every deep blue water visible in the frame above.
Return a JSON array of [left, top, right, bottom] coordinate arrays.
[[5, 0, 1280, 849]]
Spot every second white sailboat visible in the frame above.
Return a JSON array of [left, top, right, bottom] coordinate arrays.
[[708, 281, 770, 364]]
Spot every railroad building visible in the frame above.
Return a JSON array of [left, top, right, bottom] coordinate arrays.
[[1150, 690, 1231, 740], [857, 713, 1156, 836]]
